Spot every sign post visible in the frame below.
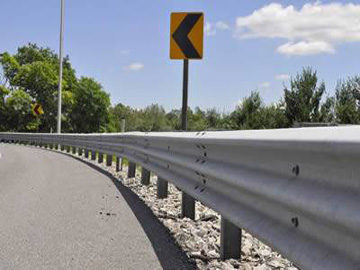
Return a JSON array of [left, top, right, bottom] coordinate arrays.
[[181, 59, 189, 130], [170, 12, 204, 219]]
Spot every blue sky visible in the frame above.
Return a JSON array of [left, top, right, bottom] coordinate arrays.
[[1, 0, 360, 112]]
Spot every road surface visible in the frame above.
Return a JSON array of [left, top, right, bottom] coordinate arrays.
[[0, 144, 192, 269]]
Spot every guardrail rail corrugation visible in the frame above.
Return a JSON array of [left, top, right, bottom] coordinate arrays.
[[1, 126, 360, 270]]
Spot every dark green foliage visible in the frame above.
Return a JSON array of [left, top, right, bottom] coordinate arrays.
[[231, 91, 263, 129], [0, 43, 109, 132], [319, 96, 335, 123], [284, 68, 325, 125], [334, 77, 360, 124], [70, 77, 111, 133], [230, 92, 287, 130]]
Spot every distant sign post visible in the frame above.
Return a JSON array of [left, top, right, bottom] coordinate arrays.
[[170, 12, 204, 219]]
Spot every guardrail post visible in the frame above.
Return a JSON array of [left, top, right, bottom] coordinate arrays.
[[91, 151, 96, 160], [220, 217, 242, 260], [128, 162, 136, 178], [116, 157, 121, 172], [98, 152, 103, 163], [78, 148, 83, 156], [72, 146, 77, 154], [141, 167, 150, 185], [182, 193, 195, 220], [157, 177, 168, 199], [85, 149, 89, 158], [106, 154, 113, 166]]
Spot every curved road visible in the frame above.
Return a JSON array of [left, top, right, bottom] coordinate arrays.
[[0, 144, 192, 269]]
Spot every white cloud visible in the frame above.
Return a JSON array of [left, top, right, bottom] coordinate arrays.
[[124, 62, 144, 71], [235, 2, 360, 55], [205, 21, 230, 36], [259, 82, 270, 88], [215, 21, 230, 31], [277, 41, 335, 55], [275, 74, 290, 81]]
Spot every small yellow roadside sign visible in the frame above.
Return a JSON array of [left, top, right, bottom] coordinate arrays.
[[31, 103, 44, 116]]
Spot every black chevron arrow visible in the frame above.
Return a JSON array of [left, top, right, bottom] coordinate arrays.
[[34, 105, 40, 115], [172, 13, 202, 59]]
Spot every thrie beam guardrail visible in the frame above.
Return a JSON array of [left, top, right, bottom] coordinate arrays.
[[1, 126, 360, 270]]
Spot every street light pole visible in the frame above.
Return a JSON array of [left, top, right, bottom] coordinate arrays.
[[57, 0, 65, 134]]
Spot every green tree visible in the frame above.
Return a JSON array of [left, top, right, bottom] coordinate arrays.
[[259, 103, 287, 129], [5, 89, 36, 131], [141, 104, 170, 131], [0, 43, 78, 132], [71, 77, 111, 133], [205, 108, 222, 130], [284, 68, 325, 125], [166, 109, 181, 130], [110, 103, 145, 131], [188, 107, 207, 131], [334, 77, 360, 124], [12, 61, 58, 131], [319, 96, 335, 123], [231, 91, 264, 129], [0, 85, 10, 131]]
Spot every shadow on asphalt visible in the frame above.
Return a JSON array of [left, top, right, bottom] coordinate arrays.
[[64, 154, 196, 270]]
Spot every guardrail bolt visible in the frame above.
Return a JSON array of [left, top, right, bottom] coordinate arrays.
[[98, 152, 104, 163], [292, 165, 300, 176], [220, 216, 242, 260], [106, 154, 113, 166], [181, 193, 195, 220], [141, 167, 150, 185], [128, 162, 136, 178], [157, 177, 168, 199], [291, 217, 299, 228]]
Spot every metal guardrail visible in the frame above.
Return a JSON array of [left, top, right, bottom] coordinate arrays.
[[1, 126, 360, 270]]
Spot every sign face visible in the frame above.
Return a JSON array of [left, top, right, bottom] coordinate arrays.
[[32, 103, 44, 116], [170, 12, 204, 60]]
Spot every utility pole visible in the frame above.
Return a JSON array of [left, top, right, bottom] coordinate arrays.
[[57, 0, 65, 134]]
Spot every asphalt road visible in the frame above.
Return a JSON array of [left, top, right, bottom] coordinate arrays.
[[0, 144, 192, 270]]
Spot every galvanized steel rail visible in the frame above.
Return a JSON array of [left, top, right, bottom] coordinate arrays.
[[1, 126, 360, 270]]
